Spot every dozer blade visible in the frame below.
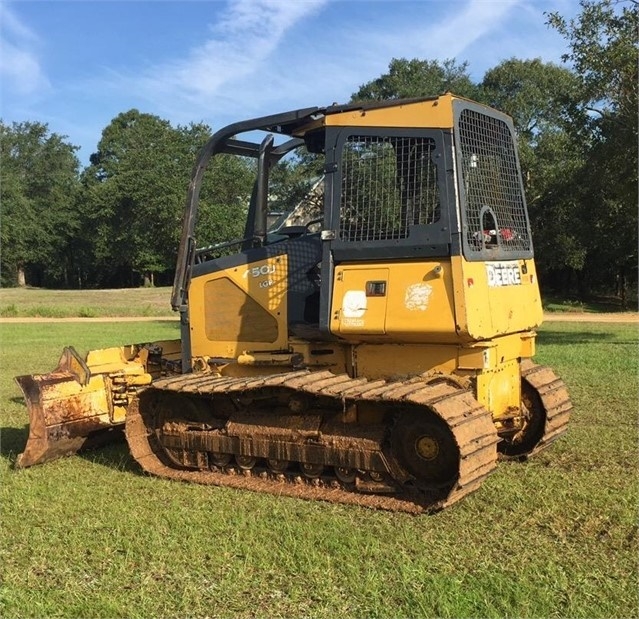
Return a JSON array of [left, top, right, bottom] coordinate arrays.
[[15, 345, 156, 468]]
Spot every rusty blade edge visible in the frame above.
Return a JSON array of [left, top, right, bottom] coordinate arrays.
[[13, 372, 124, 468]]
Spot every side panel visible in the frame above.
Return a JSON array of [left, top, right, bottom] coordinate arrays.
[[330, 260, 458, 343], [188, 254, 289, 358], [452, 255, 543, 339], [333, 267, 389, 335]]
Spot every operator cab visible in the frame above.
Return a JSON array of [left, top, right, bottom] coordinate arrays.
[[174, 94, 538, 364]]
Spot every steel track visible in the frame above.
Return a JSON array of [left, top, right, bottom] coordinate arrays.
[[125, 370, 499, 513], [520, 359, 572, 454]]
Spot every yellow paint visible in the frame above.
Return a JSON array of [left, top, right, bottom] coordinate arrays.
[[451, 256, 543, 341], [189, 254, 289, 359], [85, 347, 151, 377], [350, 331, 532, 381], [288, 339, 348, 374], [294, 94, 459, 136], [332, 267, 389, 335], [324, 96, 455, 130], [475, 360, 522, 419], [330, 260, 458, 343], [352, 343, 458, 381], [457, 333, 536, 370]]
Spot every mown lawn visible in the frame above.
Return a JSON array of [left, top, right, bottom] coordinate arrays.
[[2, 286, 637, 319], [0, 322, 637, 618], [0, 287, 175, 318]]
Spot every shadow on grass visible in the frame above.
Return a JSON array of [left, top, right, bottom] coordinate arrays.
[[0, 425, 28, 461], [0, 423, 143, 475], [537, 329, 617, 346], [77, 440, 143, 475]]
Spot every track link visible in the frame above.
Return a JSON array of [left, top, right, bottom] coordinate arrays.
[[521, 359, 572, 455], [125, 370, 498, 513]]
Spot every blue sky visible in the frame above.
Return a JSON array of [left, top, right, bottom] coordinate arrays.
[[1, 0, 580, 165]]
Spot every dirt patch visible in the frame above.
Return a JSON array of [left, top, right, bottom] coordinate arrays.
[[0, 316, 178, 323], [5, 312, 639, 324], [1, 314, 637, 324], [542, 312, 638, 323]]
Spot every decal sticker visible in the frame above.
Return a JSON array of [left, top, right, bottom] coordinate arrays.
[[486, 262, 522, 287], [243, 264, 276, 279], [342, 290, 367, 318], [405, 283, 433, 311]]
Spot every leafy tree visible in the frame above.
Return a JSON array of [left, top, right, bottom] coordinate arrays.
[[83, 110, 255, 286], [84, 110, 184, 286], [481, 59, 588, 289], [0, 121, 80, 287], [548, 0, 638, 301], [481, 58, 582, 142], [352, 58, 478, 102]]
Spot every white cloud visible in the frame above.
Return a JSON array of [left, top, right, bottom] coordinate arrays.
[[0, 1, 50, 95], [364, 0, 522, 66], [133, 0, 329, 104], [66, 0, 577, 158], [112, 0, 523, 123], [421, 0, 522, 58], [210, 0, 525, 114]]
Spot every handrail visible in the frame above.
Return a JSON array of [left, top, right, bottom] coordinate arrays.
[[170, 107, 320, 311]]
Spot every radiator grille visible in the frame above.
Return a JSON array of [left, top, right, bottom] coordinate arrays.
[[339, 136, 439, 242], [458, 109, 530, 253]]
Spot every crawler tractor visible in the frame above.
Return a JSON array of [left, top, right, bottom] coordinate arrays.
[[16, 94, 571, 513]]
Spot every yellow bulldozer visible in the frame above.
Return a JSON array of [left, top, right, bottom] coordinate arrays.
[[15, 94, 571, 513]]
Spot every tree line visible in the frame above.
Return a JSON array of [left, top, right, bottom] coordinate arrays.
[[1, 0, 636, 301]]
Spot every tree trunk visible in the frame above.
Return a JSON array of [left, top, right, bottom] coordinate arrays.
[[17, 265, 26, 287], [619, 266, 627, 309], [576, 269, 589, 299], [143, 271, 154, 287]]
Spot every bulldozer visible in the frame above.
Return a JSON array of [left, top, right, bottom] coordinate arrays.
[[15, 94, 572, 513]]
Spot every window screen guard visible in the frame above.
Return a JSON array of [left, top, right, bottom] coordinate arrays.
[[338, 135, 440, 243], [456, 106, 532, 258]]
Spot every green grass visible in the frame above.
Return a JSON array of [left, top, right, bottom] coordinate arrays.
[[2, 286, 636, 318], [0, 287, 175, 318], [542, 294, 638, 313], [1, 323, 637, 618]]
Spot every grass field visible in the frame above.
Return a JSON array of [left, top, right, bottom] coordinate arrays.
[[1, 286, 636, 318], [1, 321, 637, 618], [0, 287, 175, 318]]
